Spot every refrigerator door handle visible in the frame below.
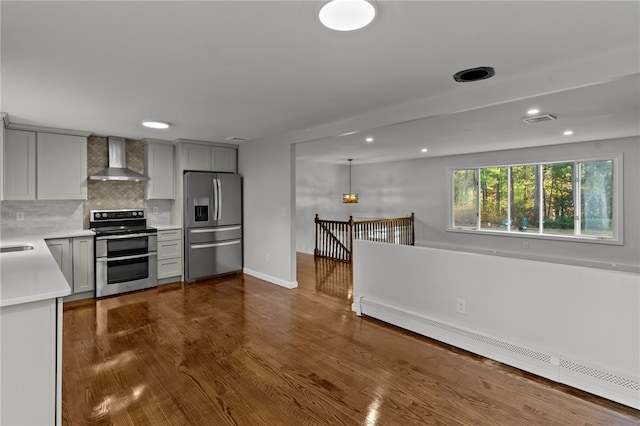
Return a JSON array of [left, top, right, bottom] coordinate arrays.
[[217, 178, 223, 221], [191, 240, 241, 250], [212, 178, 219, 222], [190, 226, 241, 234]]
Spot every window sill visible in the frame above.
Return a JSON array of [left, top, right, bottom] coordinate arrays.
[[447, 227, 623, 246]]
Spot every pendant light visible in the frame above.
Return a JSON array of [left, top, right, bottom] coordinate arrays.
[[342, 159, 358, 203]]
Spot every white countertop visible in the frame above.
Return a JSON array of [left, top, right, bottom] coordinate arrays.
[[0, 230, 94, 307], [154, 224, 182, 231]]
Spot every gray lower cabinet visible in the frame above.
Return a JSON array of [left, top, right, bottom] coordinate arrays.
[[46, 236, 94, 298], [72, 237, 94, 293], [158, 229, 182, 282], [1, 297, 62, 425]]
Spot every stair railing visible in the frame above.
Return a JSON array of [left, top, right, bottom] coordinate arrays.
[[314, 213, 414, 263]]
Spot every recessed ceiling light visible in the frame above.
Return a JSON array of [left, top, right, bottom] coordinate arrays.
[[421, 148, 428, 153], [563, 130, 574, 136], [527, 108, 540, 115], [365, 137, 374, 142], [319, 0, 376, 31], [142, 121, 170, 129]]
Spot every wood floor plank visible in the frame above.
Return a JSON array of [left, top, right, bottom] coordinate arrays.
[[61, 253, 640, 425]]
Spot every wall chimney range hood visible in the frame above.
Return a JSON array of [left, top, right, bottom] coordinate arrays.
[[89, 136, 149, 181]]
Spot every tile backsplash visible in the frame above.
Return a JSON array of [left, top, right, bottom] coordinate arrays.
[[82, 136, 146, 228], [1, 200, 84, 236], [145, 199, 172, 227]]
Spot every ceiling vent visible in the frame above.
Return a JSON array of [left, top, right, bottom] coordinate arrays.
[[522, 114, 557, 124], [225, 136, 250, 143]]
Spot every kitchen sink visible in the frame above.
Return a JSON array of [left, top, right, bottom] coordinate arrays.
[[0, 244, 35, 253]]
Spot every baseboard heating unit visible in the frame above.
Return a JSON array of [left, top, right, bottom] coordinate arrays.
[[355, 296, 640, 409]]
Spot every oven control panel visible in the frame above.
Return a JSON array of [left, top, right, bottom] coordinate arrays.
[[91, 209, 146, 221]]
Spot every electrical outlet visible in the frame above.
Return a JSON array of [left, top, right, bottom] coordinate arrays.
[[152, 207, 159, 214], [266, 253, 270, 262], [16, 212, 25, 221], [456, 298, 466, 314]]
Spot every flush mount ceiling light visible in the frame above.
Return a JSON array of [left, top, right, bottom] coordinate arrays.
[[563, 130, 574, 136], [319, 0, 376, 31], [453, 66, 495, 82], [142, 121, 170, 129], [342, 159, 358, 203], [527, 108, 540, 115], [365, 137, 374, 142]]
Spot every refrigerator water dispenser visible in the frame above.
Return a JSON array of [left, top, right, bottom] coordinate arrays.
[[194, 198, 209, 222]]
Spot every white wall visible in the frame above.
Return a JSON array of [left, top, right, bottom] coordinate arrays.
[[240, 140, 297, 288], [353, 239, 640, 408]]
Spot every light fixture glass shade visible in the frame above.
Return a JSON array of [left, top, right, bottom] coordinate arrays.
[[343, 193, 359, 203], [142, 121, 170, 129], [319, 0, 376, 31]]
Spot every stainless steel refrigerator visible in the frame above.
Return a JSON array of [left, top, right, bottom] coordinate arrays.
[[184, 171, 242, 282]]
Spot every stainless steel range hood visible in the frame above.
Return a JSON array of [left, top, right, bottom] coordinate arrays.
[[89, 136, 149, 181]]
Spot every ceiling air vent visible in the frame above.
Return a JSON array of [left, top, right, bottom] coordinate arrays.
[[522, 114, 557, 124], [225, 136, 250, 143]]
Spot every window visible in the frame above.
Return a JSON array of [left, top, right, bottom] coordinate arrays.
[[450, 156, 620, 242]]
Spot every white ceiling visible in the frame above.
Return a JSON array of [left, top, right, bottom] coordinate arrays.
[[2, 1, 639, 163]]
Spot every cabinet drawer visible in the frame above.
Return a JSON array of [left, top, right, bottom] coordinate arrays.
[[158, 258, 182, 279], [158, 240, 181, 260], [157, 229, 182, 242]]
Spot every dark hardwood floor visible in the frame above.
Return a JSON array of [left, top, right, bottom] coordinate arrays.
[[62, 253, 640, 425]]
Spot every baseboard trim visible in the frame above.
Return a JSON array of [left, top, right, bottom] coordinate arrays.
[[358, 296, 640, 410], [243, 268, 298, 289]]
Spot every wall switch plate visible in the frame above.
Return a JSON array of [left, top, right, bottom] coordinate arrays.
[[152, 207, 159, 214], [16, 212, 25, 221], [456, 298, 466, 314], [280, 208, 286, 217]]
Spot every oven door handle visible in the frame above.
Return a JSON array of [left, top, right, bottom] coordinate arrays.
[[97, 253, 156, 262], [96, 232, 156, 241]]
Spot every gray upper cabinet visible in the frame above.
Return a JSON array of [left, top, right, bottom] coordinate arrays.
[[181, 142, 237, 173], [211, 146, 237, 173], [145, 142, 175, 200], [3, 129, 87, 200], [3, 129, 37, 200], [37, 132, 87, 200], [183, 143, 212, 171]]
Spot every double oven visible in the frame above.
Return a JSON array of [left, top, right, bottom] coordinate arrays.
[[90, 209, 158, 298]]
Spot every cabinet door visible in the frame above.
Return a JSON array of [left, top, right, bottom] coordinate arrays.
[[37, 132, 87, 200], [72, 236, 94, 293], [3, 129, 36, 200], [1, 298, 57, 425], [158, 239, 181, 260], [157, 229, 181, 242], [145, 143, 175, 200], [183, 143, 211, 171], [211, 147, 237, 173], [46, 239, 73, 286]]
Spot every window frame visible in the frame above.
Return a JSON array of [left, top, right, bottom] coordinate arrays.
[[446, 153, 623, 245]]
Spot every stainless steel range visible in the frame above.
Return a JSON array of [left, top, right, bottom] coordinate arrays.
[[90, 209, 158, 298]]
